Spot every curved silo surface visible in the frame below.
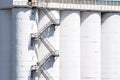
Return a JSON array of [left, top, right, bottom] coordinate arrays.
[[81, 11, 101, 80], [11, 8, 32, 80], [102, 13, 120, 80], [0, 10, 11, 80], [60, 11, 81, 80]]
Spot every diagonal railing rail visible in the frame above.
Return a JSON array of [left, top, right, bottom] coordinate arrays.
[[41, 67, 54, 80]]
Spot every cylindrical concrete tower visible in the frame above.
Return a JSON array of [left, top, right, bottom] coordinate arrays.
[[0, 10, 11, 80], [11, 8, 32, 80], [60, 11, 81, 80], [81, 11, 101, 80], [102, 13, 120, 80]]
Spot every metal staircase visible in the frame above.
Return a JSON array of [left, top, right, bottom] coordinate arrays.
[[41, 67, 54, 80], [41, 7, 59, 24], [31, 7, 59, 80]]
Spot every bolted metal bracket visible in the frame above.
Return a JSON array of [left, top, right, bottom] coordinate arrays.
[[31, 65, 39, 78]]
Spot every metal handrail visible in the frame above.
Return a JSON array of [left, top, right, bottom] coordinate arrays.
[[38, 52, 52, 67], [13, 0, 120, 6], [31, 21, 53, 39], [37, 0, 120, 6], [41, 7, 59, 24], [13, 1, 28, 5], [41, 67, 54, 80], [38, 21, 53, 35], [40, 34, 56, 53]]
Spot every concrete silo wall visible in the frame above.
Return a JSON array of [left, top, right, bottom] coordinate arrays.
[[81, 11, 101, 80], [102, 13, 120, 80], [0, 10, 11, 80], [11, 8, 32, 80], [60, 11, 81, 80], [1, 6, 120, 80]]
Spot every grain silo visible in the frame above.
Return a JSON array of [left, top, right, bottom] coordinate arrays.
[[0, 0, 120, 80]]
